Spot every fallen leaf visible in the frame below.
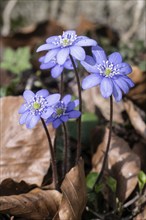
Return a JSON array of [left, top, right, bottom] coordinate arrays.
[[134, 206, 146, 220], [0, 159, 86, 220], [0, 178, 37, 196], [133, 141, 146, 173], [124, 99, 146, 140], [0, 188, 62, 220], [91, 87, 125, 124], [54, 158, 87, 220], [130, 66, 146, 84], [0, 96, 55, 186], [92, 128, 141, 202]]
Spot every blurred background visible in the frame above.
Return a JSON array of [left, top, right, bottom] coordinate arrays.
[[0, 0, 145, 98]]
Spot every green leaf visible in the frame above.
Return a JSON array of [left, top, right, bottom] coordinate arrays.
[[138, 171, 146, 191], [1, 47, 32, 75], [107, 176, 117, 193], [86, 172, 99, 190]]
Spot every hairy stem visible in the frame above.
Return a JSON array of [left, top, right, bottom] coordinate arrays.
[[69, 54, 82, 163], [62, 122, 68, 177], [94, 96, 113, 187], [41, 118, 58, 189], [60, 71, 64, 98]]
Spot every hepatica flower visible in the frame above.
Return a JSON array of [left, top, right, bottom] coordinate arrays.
[[46, 95, 81, 128], [19, 89, 60, 129], [81, 46, 134, 102], [36, 30, 97, 65], [39, 56, 75, 78]]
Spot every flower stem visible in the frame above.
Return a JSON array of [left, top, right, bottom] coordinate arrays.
[[41, 118, 58, 190], [94, 96, 113, 187], [69, 54, 82, 163], [60, 71, 64, 98], [62, 122, 68, 177]]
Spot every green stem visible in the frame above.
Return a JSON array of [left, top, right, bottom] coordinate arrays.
[[94, 96, 113, 187], [41, 118, 58, 189], [69, 54, 82, 163]]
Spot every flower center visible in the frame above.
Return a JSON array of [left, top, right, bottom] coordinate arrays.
[[105, 68, 112, 76], [97, 60, 120, 78], [25, 95, 48, 116], [53, 101, 66, 118], [59, 31, 77, 48], [56, 108, 64, 116], [33, 102, 41, 110]]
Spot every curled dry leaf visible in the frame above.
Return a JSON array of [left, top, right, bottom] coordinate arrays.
[[0, 96, 55, 185], [54, 159, 87, 220], [92, 128, 140, 202], [124, 99, 146, 140], [0, 188, 62, 220]]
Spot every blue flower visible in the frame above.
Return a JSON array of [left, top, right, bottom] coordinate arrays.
[[36, 30, 97, 65], [81, 46, 134, 102], [19, 89, 60, 129], [39, 56, 75, 78], [46, 94, 81, 128]]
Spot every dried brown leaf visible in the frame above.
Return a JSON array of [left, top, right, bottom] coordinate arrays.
[[91, 87, 125, 123], [92, 129, 140, 202], [124, 99, 146, 140], [54, 159, 87, 220], [0, 188, 62, 219], [133, 141, 146, 173], [0, 96, 55, 185]]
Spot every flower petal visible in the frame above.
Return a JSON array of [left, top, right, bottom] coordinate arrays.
[[18, 104, 27, 114], [62, 95, 72, 105], [69, 110, 81, 118], [41, 107, 54, 119], [27, 115, 40, 129], [66, 101, 75, 111], [36, 89, 49, 97], [57, 48, 69, 65], [36, 44, 57, 52], [19, 111, 29, 125], [53, 118, 62, 128], [23, 90, 35, 102], [122, 76, 135, 88], [74, 99, 79, 107], [82, 74, 102, 90], [51, 64, 64, 78], [40, 61, 56, 70], [114, 77, 129, 94], [61, 115, 69, 122], [100, 78, 113, 98], [92, 46, 107, 64], [64, 59, 74, 69], [46, 94, 61, 106], [108, 52, 122, 65], [116, 62, 132, 75], [112, 81, 122, 102], [44, 49, 59, 63], [46, 117, 54, 124], [81, 56, 98, 73], [46, 36, 60, 43], [75, 38, 97, 47], [70, 46, 85, 61]]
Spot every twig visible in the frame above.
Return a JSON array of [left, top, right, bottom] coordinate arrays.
[[2, 0, 18, 36]]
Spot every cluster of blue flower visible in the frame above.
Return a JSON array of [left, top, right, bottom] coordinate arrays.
[[19, 30, 134, 129]]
